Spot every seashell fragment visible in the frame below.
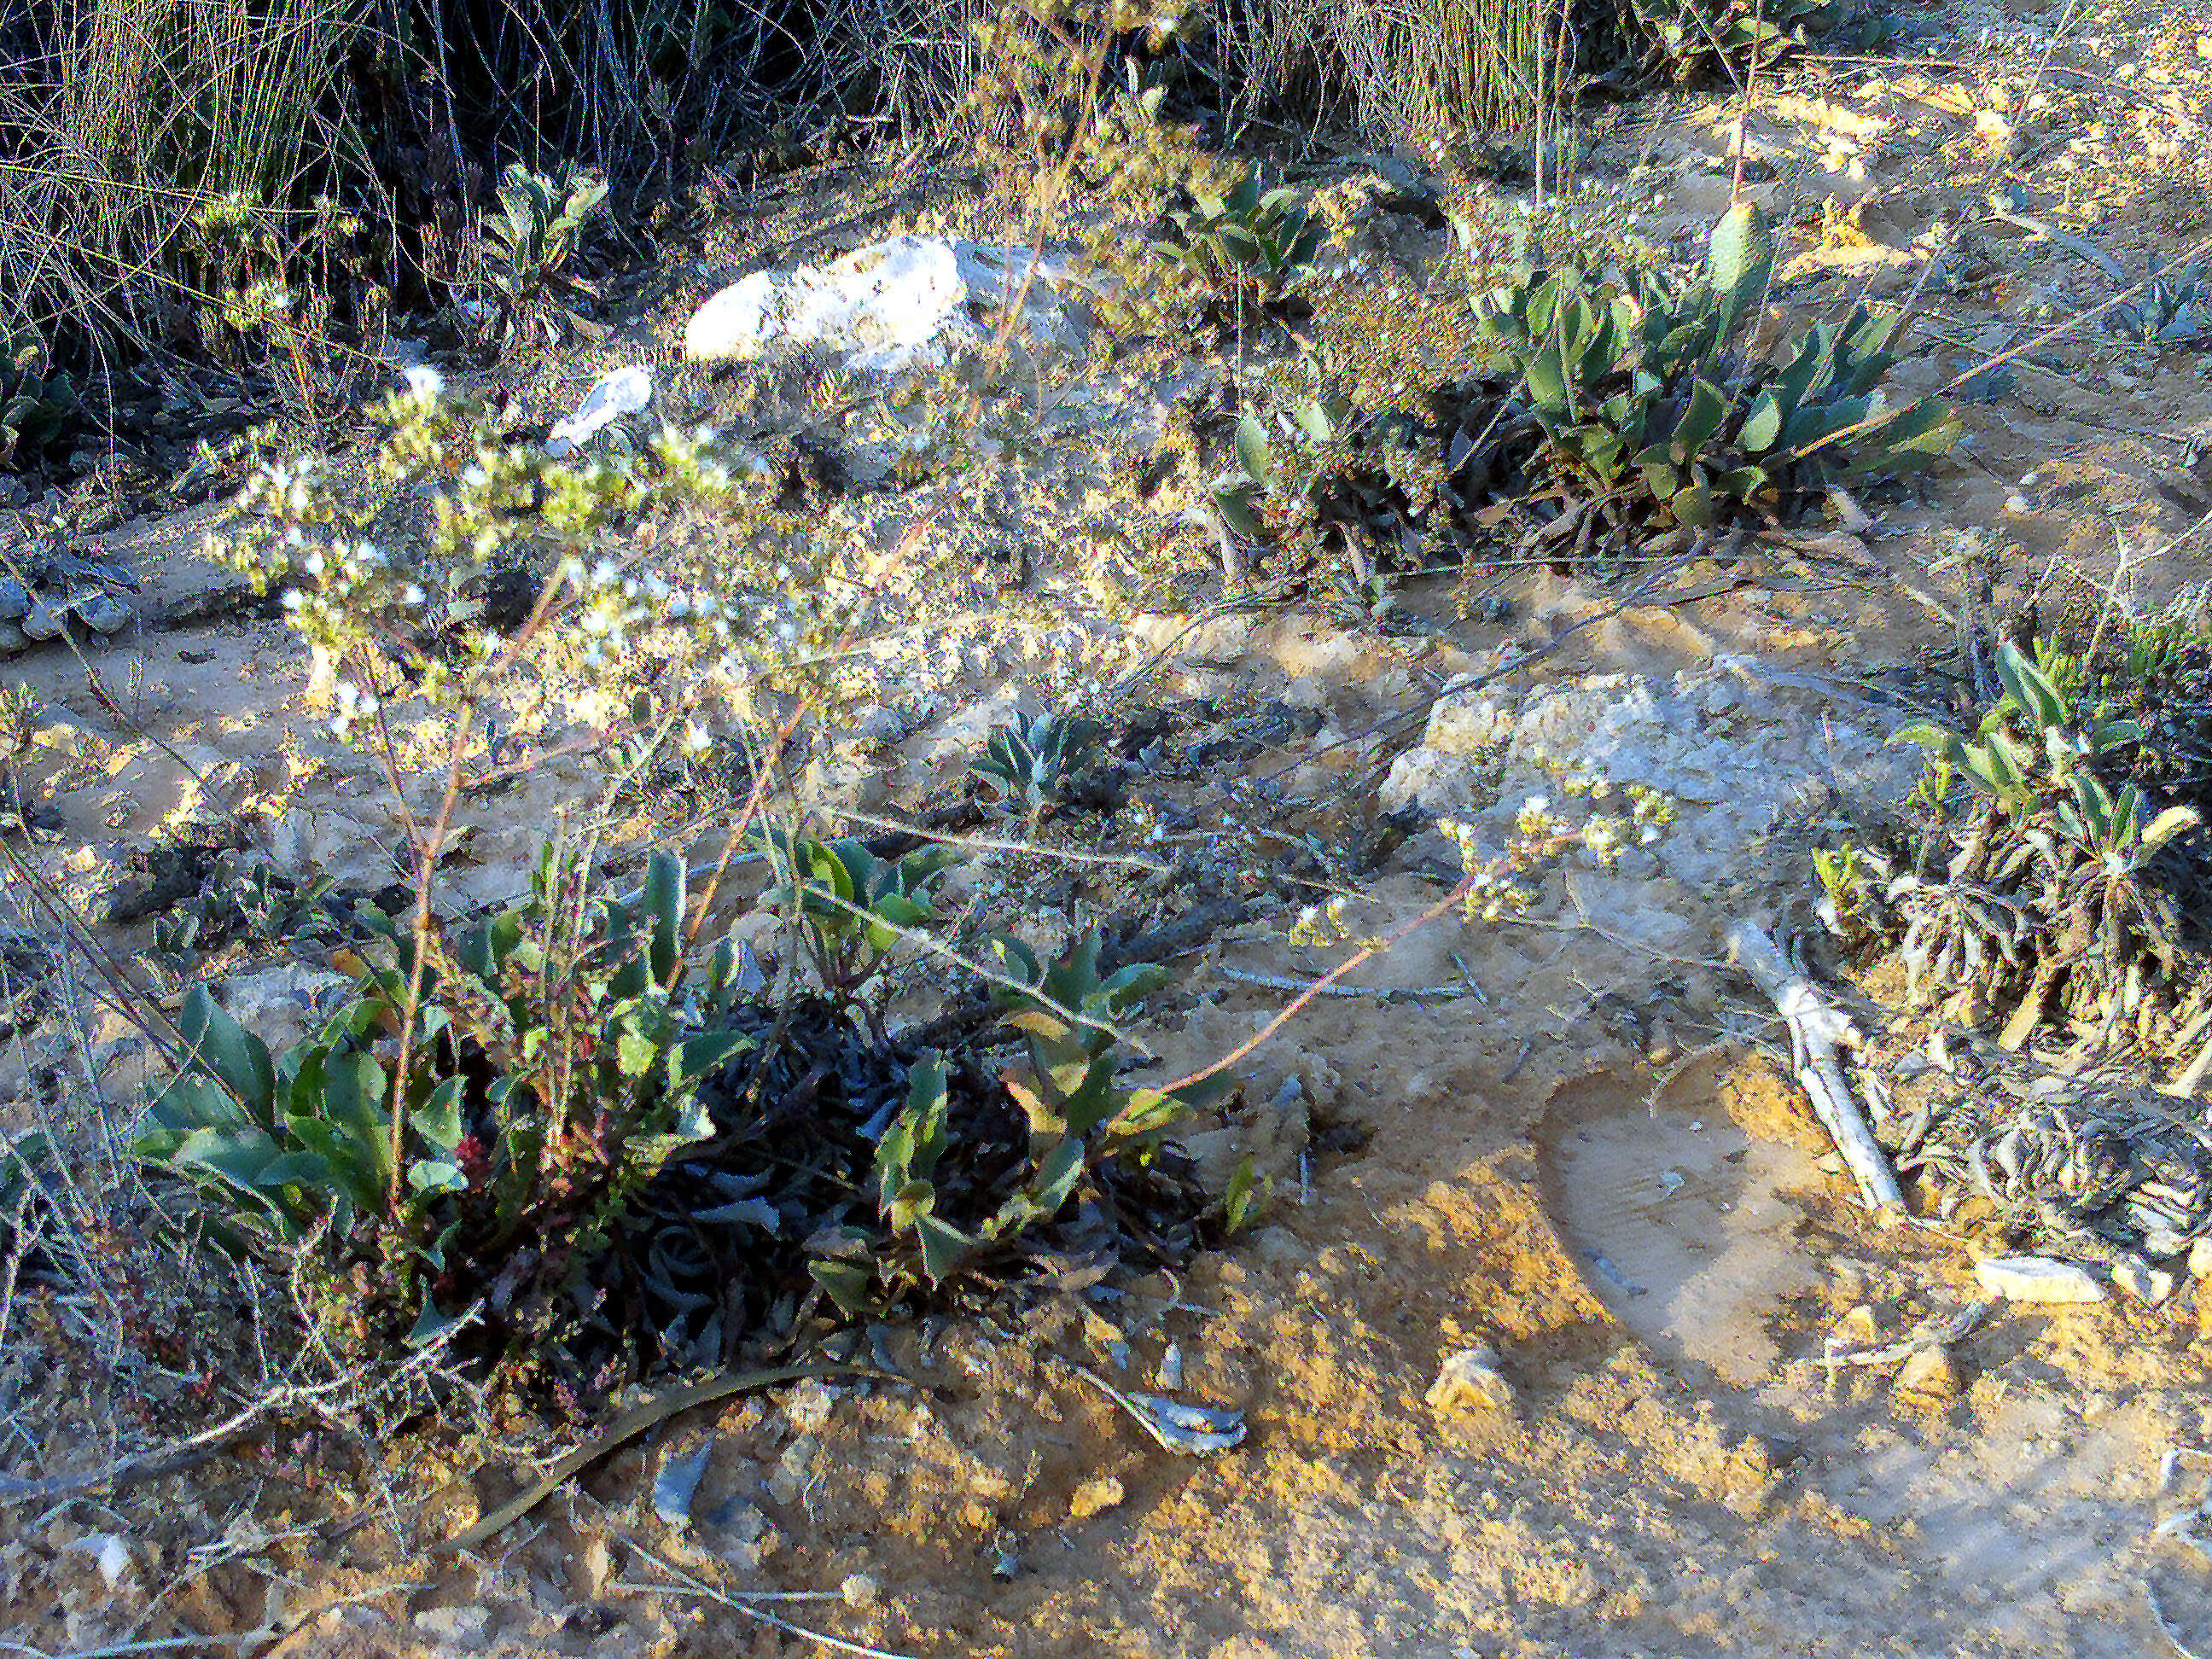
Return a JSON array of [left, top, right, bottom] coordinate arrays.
[[652, 1437, 716, 1528]]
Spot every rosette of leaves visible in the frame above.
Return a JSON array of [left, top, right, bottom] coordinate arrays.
[[759, 830, 960, 1012], [820, 932, 1223, 1309], [1456, 204, 1959, 552], [482, 161, 608, 306], [1214, 393, 1427, 570], [1632, 0, 1850, 76], [2109, 257, 2207, 345], [0, 331, 74, 467], [1851, 641, 2207, 1049], [969, 709, 1103, 828], [1157, 164, 1323, 317], [134, 848, 757, 1356]]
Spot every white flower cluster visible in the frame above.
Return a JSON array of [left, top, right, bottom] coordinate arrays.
[[1289, 894, 1351, 947], [237, 454, 330, 525], [328, 678, 381, 741]]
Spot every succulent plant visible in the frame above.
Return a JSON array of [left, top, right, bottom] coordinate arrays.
[[2109, 257, 2207, 345], [1157, 164, 1324, 311], [481, 160, 608, 305], [969, 709, 1104, 829], [1468, 204, 1960, 531], [0, 331, 74, 467]]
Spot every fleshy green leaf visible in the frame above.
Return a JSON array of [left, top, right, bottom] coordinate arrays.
[[413, 1075, 466, 1152], [178, 987, 274, 1116], [1706, 202, 1774, 347]]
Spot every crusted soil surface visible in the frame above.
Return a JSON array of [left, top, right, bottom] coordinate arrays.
[[9, 0, 2212, 1654]]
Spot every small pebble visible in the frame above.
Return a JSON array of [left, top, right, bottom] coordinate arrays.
[[2191, 1237, 2212, 1281], [1068, 1475, 1125, 1522], [1156, 1342, 1183, 1392], [651, 1438, 715, 1528], [841, 1573, 880, 1610], [413, 1604, 491, 1640], [1426, 1347, 1516, 1415], [1894, 1345, 1962, 1407], [2115, 1256, 2177, 1307], [1834, 1304, 1879, 1346], [20, 600, 63, 641], [780, 1377, 836, 1432], [0, 578, 28, 620]]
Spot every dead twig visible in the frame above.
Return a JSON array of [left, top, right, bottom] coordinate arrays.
[[1817, 1299, 1987, 1371], [614, 1535, 923, 1659], [1726, 918, 1902, 1210], [1219, 964, 1468, 1001]]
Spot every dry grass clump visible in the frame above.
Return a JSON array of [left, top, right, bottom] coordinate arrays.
[[0, 0, 382, 371]]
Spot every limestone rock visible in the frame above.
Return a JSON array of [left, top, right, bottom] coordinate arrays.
[[1974, 1254, 2105, 1303], [685, 235, 1091, 374]]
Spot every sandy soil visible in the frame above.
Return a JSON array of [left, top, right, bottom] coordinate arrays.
[[8, 0, 2212, 1653]]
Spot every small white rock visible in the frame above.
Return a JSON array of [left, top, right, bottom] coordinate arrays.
[[780, 1376, 837, 1432], [1974, 1254, 2105, 1303], [545, 364, 653, 457], [2113, 1257, 2176, 1307], [1426, 1347, 1517, 1414], [2191, 1236, 2212, 1280], [413, 1604, 491, 1641]]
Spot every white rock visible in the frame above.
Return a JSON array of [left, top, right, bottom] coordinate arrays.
[[2192, 1236, 2212, 1280], [1974, 1254, 2105, 1303], [546, 364, 653, 457], [2114, 1256, 2176, 1306], [1426, 1346, 1517, 1414], [66, 1533, 135, 1592], [684, 235, 1088, 374], [413, 1604, 491, 1642]]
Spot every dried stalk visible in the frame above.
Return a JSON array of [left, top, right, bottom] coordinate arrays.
[[1726, 918, 1902, 1210]]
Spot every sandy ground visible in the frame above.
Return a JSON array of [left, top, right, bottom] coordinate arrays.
[[8, 0, 2212, 1653]]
